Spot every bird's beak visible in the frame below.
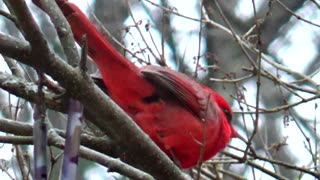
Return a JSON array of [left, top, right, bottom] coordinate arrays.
[[230, 126, 238, 138]]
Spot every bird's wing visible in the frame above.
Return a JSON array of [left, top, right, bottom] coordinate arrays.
[[141, 65, 211, 119]]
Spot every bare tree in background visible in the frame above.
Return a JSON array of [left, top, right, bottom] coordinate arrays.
[[0, 0, 319, 179]]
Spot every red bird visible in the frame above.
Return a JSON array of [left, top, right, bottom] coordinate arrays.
[[33, 0, 237, 169]]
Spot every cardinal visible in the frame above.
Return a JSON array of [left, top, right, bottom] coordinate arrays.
[[33, 0, 237, 169]]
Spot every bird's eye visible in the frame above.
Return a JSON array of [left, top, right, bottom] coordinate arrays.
[[223, 109, 232, 123]]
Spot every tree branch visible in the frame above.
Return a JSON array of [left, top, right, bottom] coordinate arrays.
[[1, 1, 187, 179], [0, 118, 154, 180]]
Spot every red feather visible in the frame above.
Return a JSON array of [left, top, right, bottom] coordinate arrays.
[[34, 0, 237, 169]]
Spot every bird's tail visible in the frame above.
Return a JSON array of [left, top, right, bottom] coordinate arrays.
[[33, 0, 155, 107]]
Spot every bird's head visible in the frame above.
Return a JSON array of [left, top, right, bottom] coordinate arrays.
[[210, 90, 238, 138]]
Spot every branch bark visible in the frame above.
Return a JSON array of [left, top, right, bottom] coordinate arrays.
[[0, 118, 154, 180], [0, 0, 188, 179]]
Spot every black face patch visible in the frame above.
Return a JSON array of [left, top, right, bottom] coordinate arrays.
[[142, 93, 160, 104], [223, 108, 232, 123]]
